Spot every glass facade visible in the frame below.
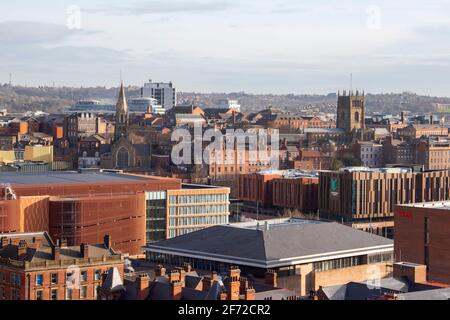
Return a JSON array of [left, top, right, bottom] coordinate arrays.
[[146, 191, 167, 244], [167, 192, 229, 239]]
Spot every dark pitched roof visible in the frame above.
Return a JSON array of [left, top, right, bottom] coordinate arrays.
[[146, 222, 393, 268], [321, 278, 443, 300]]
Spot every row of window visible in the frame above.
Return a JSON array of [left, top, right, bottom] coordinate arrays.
[[169, 194, 229, 205], [168, 215, 228, 227], [169, 204, 229, 216]]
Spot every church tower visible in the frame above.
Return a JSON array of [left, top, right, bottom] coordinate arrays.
[[115, 83, 129, 141], [336, 90, 365, 133]]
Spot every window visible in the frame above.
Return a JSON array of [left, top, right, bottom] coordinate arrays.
[[0, 272, 5, 283], [36, 274, 44, 286], [51, 273, 58, 285], [94, 270, 101, 281], [80, 271, 88, 282], [94, 284, 100, 300], [80, 285, 88, 299], [0, 286, 4, 300], [35, 290, 43, 300], [66, 288, 73, 300], [51, 288, 58, 301]]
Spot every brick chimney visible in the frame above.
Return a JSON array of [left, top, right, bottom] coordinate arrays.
[[17, 240, 28, 257], [227, 266, 241, 300], [177, 268, 186, 286], [171, 280, 183, 300], [137, 274, 150, 300], [104, 234, 112, 249], [155, 265, 166, 277], [182, 263, 192, 273], [0, 236, 9, 248], [240, 276, 249, 294], [80, 243, 89, 258], [265, 270, 277, 288], [169, 270, 180, 283], [60, 238, 68, 248], [219, 292, 228, 300], [52, 245, 61, 260], [244, 287, 256, 300]]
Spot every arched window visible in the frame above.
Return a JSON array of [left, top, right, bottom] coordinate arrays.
[[117, 147, 130, 168], [354, 111, 360, 122]]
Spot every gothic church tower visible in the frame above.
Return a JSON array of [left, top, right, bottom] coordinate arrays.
[[115, 83, 129, 141]]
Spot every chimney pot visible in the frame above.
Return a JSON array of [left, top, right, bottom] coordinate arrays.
[[104, 234, 112, 249]]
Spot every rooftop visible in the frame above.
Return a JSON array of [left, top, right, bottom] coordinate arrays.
[[0, 171, 166, 186], [144, 219, 393, 268], [398, 200, 450, 210]]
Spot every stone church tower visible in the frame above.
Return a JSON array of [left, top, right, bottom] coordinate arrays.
[[115, 83, 129, 141], [336, 90, 365, 133]]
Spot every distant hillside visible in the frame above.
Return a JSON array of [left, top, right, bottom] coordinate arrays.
[[1, 83, 449, 115]]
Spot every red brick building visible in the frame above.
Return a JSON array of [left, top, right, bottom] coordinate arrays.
[[0, 232, 124, 300], [237, 170, 319, 213], [395, 202, 450, 284], [0, 171, 181, 255]]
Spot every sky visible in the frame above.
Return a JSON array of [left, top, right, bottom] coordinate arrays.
[[1, 0, 450, 95]]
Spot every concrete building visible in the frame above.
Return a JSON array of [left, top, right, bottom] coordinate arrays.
[[395, 201, 450, 284], [141, 80, 177, 110], [145, 184, 230, 243], [0, 232, 124, 300], [144, 218, 393, 296]]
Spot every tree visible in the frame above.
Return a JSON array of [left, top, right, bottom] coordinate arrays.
[[330, 158, 344, 171]]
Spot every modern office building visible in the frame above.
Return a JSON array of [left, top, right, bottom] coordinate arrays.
[[144, 218, 393, 296], [319, 167, 450, 237], [146, 184, 230, 243], [141, 80, 177, 110], [0, 232, 124, 300], [395, 201, 450, 284]]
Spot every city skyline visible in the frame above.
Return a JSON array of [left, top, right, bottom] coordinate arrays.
[[1, 0, 450, 95]]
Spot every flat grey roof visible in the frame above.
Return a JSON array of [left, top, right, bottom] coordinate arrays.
[[145, 222, 393, 268], [0, 171, 156, 186]]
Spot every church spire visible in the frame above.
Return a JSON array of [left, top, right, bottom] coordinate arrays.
[[115, 83, 129, 141], [116, 83, 128, 114]]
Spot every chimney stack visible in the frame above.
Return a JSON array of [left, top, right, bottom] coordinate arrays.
[[17, 240, 27, 257], [60, 238, 68, 248], [169, 270, 180, 283], [137, 273, 150, 300], [0, 236, 9, 248], [227, 266, 241, 300], [52, 246, 61, 260], [104, 234, 112, 249], [171, 280, 183, 300], [182, 263, 192, 273], [80, 243, 89, 258], [265, 270, 277, 288], [245, 287, 256, 300], [155, 265, 166, 277]]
